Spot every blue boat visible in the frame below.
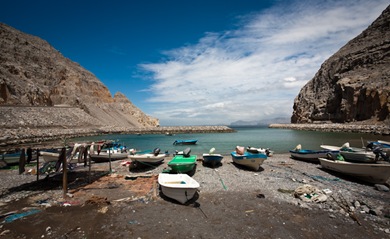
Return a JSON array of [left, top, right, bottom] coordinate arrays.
[[202, 147, 223, 167], [290, 148, 339, 162], [173, 139, 198, 145], [231, 151, 267, 171]]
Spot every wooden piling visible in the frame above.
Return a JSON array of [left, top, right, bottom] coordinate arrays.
[[61, 147, 67, 198], [36, 149, 39, 181]]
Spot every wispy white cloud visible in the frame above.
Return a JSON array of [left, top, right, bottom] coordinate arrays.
[[140, 0, 389, 126]]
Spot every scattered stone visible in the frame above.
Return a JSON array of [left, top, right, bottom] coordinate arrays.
[[374, 184, 389, 192], [0, 230, 10, 236], [369, 208, 383, 216], [354, 201, 361, 208]]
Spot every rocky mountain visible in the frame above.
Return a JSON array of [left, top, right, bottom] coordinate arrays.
[[291, 5, 390, 124], [0, 22, 159, 128]]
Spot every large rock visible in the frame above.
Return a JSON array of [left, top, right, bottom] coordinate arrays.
[[0, 22, 158, 128], [292, 5, 390, 124]]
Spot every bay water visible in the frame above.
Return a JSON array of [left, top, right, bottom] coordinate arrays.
[[73, 127, 390, 155]]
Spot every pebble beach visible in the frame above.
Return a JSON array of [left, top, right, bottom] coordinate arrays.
[[0, 153, 389, 238]]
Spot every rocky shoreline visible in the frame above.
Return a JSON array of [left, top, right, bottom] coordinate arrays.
[[269, 123, 390, 135]]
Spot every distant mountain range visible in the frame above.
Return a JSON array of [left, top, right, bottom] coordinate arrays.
[[229, 117, 290, 127]]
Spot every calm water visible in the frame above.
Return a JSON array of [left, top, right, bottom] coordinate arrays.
[[72, 127, 390, 155]]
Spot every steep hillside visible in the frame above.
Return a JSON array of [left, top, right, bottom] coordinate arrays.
[[0, 23, 158, 128], [291, 5, 390, 124]]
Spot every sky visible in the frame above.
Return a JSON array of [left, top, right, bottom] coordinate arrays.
[[1, 0, 389, 126]]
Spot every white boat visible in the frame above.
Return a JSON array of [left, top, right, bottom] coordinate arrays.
[[90, 152, 129, 163], [128, 153, 165, 165], [378, 140, 390, 146], [39, 151, 61, 163], [320, 142, 352, 151], [340, 150, 377, 163], [231, 151, 267, 171], [158, 173, 200, 204], [319, 158, 390, 184], [40, 151, 81, 164]]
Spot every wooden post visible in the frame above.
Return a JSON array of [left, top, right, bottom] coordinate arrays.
[[109, 148, 112, 173], [88, 153, 91, 183], [61, 147, 68, 198], [19, 148, 26, 175], [36, 149, 40, 181]]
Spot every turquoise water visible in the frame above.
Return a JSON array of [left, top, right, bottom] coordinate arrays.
[[72, 127, 390, 155]]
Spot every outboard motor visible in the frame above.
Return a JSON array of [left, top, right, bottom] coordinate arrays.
[[372, 146, 389, 161], [153, 148, 161, 156], [183, 148, 191, 157]]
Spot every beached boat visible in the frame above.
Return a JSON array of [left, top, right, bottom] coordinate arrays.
[[367, 140, 390, 153], [246, 146, 273, 157], [378, 140, 390, 146], [39, 151, 61, 163], [158, 173, 200, 204], [90, 152, 129, 163], [173, 139, 198, 145], [319, 158, 390, 184], [1, 150, 38, 166], [168, 149, 197, 173], [320, 142, 353, 151], [128, 153, 165, 165], [231, 151, 267, 171], [202, 148, 223, 167], [40, 150, 84, 164], [339, 150, 377, 163], [290, 149, 339, 162]]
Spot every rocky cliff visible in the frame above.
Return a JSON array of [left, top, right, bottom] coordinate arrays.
[[0, 22, 159, 128], [291, 5, 390, 124]]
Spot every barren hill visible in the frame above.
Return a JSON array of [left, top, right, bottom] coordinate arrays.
[[291, 5, 390, 124], [0, 22, 159, 129]]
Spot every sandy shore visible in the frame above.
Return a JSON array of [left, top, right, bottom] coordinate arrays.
[[0, 154, 389, 238]]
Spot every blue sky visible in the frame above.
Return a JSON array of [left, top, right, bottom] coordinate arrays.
[[1, 0, 388, 126]]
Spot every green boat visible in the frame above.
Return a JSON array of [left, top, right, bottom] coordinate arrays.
[[168, 155, 197, 173]]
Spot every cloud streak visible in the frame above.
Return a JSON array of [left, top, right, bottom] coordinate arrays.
[[140, 0, 389, 126]]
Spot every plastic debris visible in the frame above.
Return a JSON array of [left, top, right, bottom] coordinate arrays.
[[323, 188, 332, 194], [294, 184, 327, 203], [4, 209, 41, 223]]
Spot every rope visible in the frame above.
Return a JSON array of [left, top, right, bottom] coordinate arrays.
[[214, 169, 227, 190]]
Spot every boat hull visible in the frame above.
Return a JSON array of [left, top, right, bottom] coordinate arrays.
[[158, 173, 199, 204], [290, 150, 338, 162], [40, 151, 60, 163], [319, 158, 390, 184], [168, 155, 197, 173], [202, 154, 223, 167], [173, 140, 198, 145], [231, 152, 267, 171], [2, 151, 38, 165], [90, 152, 129, 163], [128, 154, 165, 165], [2, 153, 22, 165], [340, 151, 376, 163]]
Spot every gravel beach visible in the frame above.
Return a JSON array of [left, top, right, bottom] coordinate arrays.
[[0, 153, 389, 238]]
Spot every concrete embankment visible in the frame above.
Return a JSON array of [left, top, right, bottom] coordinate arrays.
[[269, 123, 390, 135]]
